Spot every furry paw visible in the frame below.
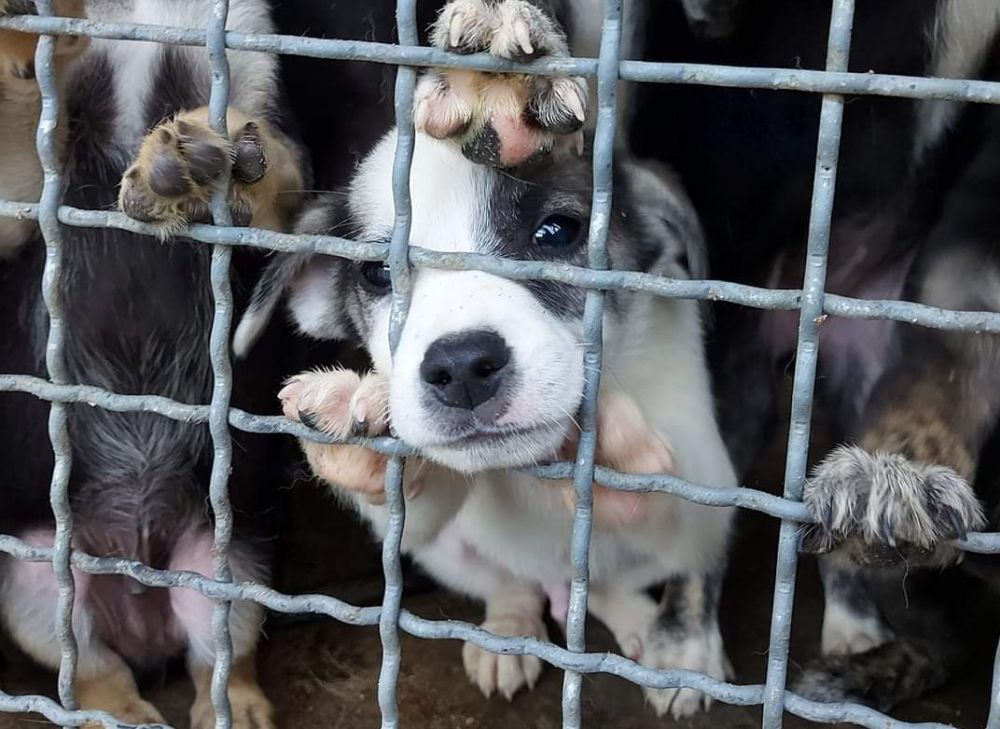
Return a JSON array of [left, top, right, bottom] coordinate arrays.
[[641, 630, 730, 719], [279, 368, 392, 502], [792, 639, 946, 712], [415, 0, 587, 167], [280, 368, 389, 438], [77, 681, 164, 729], [559, 390, 676, 527], [119, 111, 271, 234], [462, 612, 548, 700], [801, 445, 986, 566], [191, 680, 274, 729]]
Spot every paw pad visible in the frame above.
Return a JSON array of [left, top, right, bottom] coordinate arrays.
[[118, 114, 271, 233], [416, 0, 588, 168]]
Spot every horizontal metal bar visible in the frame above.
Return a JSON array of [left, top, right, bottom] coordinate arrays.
[[4, 373, 1000, 555], [0, 373, 413, 454], [3, 202, 1000, 333], [0, 534, 965, 729], [0, 688, 168, 729], [3, 14, 1000, 105]]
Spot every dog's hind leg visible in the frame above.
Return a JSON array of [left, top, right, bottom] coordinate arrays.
[[168, 528, 273, 729], [118, 106, 304, 235], [0, 528, 164, 725]]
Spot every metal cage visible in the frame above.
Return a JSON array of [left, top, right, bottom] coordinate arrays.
[[1, 1, 1000, 727]]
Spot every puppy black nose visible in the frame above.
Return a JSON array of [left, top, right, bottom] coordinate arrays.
[[420, 330, 511, 410]]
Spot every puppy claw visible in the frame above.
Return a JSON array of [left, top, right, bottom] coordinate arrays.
[[448, 9, 465, 49], [513, 17, 533, 55], [463, 612, 547, 701], [233, 122, 268, 184]]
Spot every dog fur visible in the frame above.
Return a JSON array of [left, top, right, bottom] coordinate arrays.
[[0, 0, 307, 725], [239, 0, 739, 716], [628, 0, 1000, 712]]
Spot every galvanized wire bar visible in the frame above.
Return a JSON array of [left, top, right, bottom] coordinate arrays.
[[988, 638, 1000, 729], [376, 0, 419, 724], [0, 528, 973, 729], [4, 3, 1000, 729], [9, 202, 1000, 335], [561, 0, 622, 725], [8, 12, 1000, 106], [6, 372, 1000, 555], [205, 1, 237, 727], [0, 531, 985, 729], [761, 1, 855, 726], [32, 0, 79, 713], [6, 199, 1000, 331]]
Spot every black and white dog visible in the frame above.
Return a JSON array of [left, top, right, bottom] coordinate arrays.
[[0, 0, 307, 726], [240, 0, 739, 717], [628, 0, 1000, 712]]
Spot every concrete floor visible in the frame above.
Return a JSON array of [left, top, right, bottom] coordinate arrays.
[[1, 413, 998, 728]]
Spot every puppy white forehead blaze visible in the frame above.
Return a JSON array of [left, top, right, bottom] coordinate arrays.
[[351, 132, 587, 472]]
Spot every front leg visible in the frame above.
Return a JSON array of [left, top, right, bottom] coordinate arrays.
[[557, 389, 676, 527], [589, 571, 731, 719], [118, 106, 304, 235], [415, 0, 588, 167], [796, 238, 1000, 710]]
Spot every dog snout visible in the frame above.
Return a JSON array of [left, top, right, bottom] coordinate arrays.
[[420, 330, 511, 410]]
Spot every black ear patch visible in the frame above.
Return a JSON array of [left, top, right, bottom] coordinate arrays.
[[233, 195, 351, 357], [233, 252, 309, 358]]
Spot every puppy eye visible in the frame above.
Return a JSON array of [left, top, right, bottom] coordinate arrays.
[[357, 261, 392, 294], [533, 215, 583, 250]]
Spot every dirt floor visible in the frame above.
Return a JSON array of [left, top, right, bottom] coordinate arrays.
[[2, 417, 998, 728]]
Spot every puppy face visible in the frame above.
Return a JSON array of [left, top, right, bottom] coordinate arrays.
[[241, 131, 704, 473]]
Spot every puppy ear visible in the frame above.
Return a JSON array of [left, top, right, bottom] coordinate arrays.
[[233, 195, 354, 358], [624, 158, 708, 282]]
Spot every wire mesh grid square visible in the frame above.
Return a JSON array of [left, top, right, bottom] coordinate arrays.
[[1, 0, 1000, 727]]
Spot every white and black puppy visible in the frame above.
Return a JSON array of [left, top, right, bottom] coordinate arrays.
[[238, 0, 738, 717], [0, 0, 306, 726]]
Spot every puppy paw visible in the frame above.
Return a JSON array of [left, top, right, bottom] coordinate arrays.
[[280, 368, 389, 438], [119, 110, 272, 234], [415, 0, 587, 167], [462, 611, 548, 700], [641, 630, 729, 719], [560, 390, 676, 527], [801, 445, 986, 567], [191, 681, 274, 729], [279, 369, 391, 502], [77, 678, 164, 729]]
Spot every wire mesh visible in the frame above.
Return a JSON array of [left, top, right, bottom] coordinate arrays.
[[0, 1, 998, 729]]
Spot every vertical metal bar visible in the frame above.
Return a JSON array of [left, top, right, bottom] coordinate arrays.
[[760, 1, 855, 727], [561, 1, 622, 727], [206, 1, 236, 728], [33, 0, 78, 712], [987, 638, 1000, 729], [378, 0, 418, 726]]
